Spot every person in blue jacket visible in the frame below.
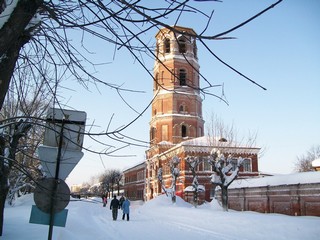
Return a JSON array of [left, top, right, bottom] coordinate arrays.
[[121, 197, 130, 221]]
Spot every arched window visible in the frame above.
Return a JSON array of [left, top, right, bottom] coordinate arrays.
[[179, 69, 186, 86], [178, 38, 186, 53], [242, 158, 252, 172], [150, 127, 156, 142], [181, 125, 187, 138], [179, 104, 188, 113], [164, 38, 170, 53]]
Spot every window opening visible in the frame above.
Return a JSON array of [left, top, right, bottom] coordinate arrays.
[[182, 125, 187, 138], [164, 38, 170, 53], [179, 69, 186, 86], [178, 38, 186, 53]]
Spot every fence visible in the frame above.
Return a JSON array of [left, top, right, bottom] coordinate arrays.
[[217, 182, 320, 216]]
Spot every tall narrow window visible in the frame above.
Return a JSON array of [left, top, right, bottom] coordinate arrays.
[[164, 38, 170, 53], [242, 158, 252, 172], [178, 38, 186, 53], [203, 160, 211, 171], [182, 125, 187, 138], [155, 73, 159, 90], [150, 127, 156, 142], [179, 69, 186, 86]]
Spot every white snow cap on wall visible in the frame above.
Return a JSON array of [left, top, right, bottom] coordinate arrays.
[[229, 171, 320, 189], [312, 158, 320, 167]]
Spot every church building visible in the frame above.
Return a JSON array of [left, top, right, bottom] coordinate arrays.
[[123, 26, 260, 203]]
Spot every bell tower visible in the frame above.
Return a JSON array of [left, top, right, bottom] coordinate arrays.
[[150, 26, 204, 147]]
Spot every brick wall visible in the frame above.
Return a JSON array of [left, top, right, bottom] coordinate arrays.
[[216, 183, 320, 216]]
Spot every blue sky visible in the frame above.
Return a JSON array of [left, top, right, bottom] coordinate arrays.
[[60, 1, 320, 186]]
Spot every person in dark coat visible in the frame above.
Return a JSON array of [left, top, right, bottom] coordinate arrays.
[[119, 194, 125, 208], [121, 197, 130, 221], [110, 195, 120, 220]]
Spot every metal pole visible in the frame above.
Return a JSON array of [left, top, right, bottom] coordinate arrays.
[[48, 121, 65, 240]]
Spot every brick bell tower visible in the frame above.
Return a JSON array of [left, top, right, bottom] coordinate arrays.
[[150, 26, 204, 148]]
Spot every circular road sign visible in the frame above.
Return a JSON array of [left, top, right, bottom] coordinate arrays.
[[34, 178, 70, 214]]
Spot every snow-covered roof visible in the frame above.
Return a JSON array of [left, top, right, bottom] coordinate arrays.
[[123, 161, 146, 172], [229, 172, 320, 189], [178, 136, 260, 155]]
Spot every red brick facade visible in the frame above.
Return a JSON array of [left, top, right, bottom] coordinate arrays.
[[123, 26, 261, 203], [123, 162, 145, 201], [145, 138, 260, 202]]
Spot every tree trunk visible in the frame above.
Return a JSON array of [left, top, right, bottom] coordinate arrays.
[[221, 186, 228, 211], [0, 0, 41, 109], [193, 190, 198, 207], [0, 136, 9, 236], [0, 183, 9, 236], [172, 177, 176, 203], [0, 121, 31, 236]]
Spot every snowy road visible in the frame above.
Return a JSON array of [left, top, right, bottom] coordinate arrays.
[[3, 194, 319, 240]]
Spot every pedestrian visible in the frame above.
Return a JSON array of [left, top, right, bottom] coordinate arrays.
[[119, 194, 125, 208], [110, 195, 120, 220], [102, 193, 108, 207], [121, 197, 130, 221]]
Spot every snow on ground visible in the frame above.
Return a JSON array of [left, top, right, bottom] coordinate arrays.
[[2, 193, 319, 240]]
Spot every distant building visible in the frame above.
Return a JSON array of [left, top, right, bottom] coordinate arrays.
[[123, 26, 260, 203], [123, 161, 146, 200], [312, 158, 320, 171], [70, 184, 82, 193]]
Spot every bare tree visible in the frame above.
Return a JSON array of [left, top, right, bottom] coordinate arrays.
[[0, 66, 55, 234], [170, 156, 180, 203], [294, 145, 320, 172], [100, 169, 122, 197], [185, 156, 202, 207], [208, 150, 244, 211], [0, 119, 32, 234], [0, 67, 53, 204], [206, 114, 259, 211]]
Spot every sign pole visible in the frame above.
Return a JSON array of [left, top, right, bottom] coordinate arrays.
[[48, 120, 65, 240]]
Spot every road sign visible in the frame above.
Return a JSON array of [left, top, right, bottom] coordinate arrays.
[[29, 205, 68, 227], [38, 145, 84, 180], [38, 108, 86, 180], [34, 178, 70, 214], [44, 108, 86, 151]]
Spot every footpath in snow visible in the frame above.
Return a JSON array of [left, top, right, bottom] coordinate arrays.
[[2, 194, 319, 240]]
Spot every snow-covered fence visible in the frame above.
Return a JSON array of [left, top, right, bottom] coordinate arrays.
[[215, 173, 320, 216]]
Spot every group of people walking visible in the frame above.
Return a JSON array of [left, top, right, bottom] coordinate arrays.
[[107, 194, 130, 221]]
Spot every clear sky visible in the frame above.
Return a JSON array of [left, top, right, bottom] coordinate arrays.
[[60, 0, 320, 186]]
